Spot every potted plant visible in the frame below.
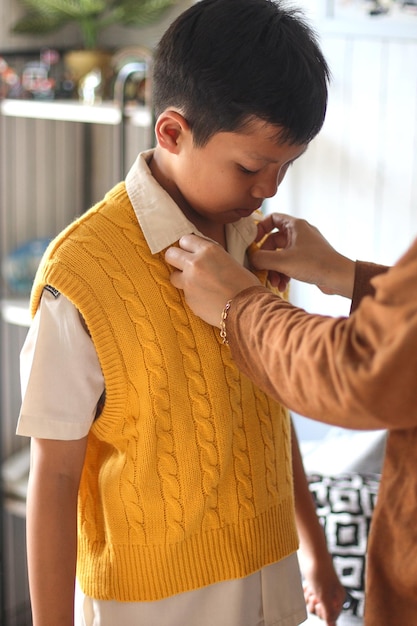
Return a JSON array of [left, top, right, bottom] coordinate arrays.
[[12, 0, 179, 49], [11, 0, 180, 86]]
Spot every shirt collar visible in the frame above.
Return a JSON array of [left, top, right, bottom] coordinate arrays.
[[125, 150, 257, 264]]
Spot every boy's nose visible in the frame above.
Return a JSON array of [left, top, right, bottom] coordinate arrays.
[[251, 175, 279, 199]]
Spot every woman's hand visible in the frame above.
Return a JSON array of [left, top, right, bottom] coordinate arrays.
[[252, 213, 355, 298], [165, 235, 261, 326]]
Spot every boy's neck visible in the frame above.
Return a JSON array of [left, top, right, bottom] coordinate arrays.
[[149, 152, 227, 249], [180, 207, 227, 249]]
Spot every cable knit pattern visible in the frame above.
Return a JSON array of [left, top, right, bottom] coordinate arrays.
[[30, 182, 298, 601], [156, 249, 222, 531]]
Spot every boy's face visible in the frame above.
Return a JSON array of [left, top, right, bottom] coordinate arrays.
[[169, 117, 307, 225]]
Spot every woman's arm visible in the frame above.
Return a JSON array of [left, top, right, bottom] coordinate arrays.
[[27, 436, 88, 626], [226, 246, 417, 431], [166, 230, 417, 430]]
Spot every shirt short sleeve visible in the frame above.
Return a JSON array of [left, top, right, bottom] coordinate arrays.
[[17, 289, 105, 440]]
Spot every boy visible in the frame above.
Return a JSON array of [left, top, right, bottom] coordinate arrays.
[[18, 1, 338, 625]]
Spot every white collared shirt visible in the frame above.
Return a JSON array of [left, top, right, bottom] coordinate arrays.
[[18, 151, 306, 626]]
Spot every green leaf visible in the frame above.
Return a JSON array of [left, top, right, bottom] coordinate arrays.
[[117, 0, 177, 26], [12, 12, 68, 35], [26, 0, 106, 18]]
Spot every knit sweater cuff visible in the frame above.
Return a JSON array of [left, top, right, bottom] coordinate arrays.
[[350, 261, 389, 313]]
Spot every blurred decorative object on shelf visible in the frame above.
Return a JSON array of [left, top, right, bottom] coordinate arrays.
[[112, 46, 152, 106], [0, 49, 74, 100], [325, 0, 417, 18], [78, 68, 104, 105], [113, 52, 153, 176], [11, 0, 179, 98], [2, 238, 50, 295], [65, 48, 113, 100], [0, 56, 20, 99], [368, 0, 390, 15], [401, 0, 417, 11], [21, 60, 55, 99]]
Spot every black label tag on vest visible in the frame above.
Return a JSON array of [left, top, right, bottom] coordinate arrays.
[[44, 285, 61, 298]]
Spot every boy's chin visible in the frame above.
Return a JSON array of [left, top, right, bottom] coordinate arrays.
[[234, 208, 257, 219]]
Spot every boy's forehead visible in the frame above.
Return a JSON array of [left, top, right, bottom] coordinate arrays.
[[213, 123, 308, 163]]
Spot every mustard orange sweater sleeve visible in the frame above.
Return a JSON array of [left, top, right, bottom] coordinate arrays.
[[227, 241, 417, 431]]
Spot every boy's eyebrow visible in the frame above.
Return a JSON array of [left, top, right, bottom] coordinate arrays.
[[246, 145, 309, 164]]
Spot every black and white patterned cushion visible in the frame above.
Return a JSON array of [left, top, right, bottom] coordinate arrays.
[[307, 473, 380, 618]]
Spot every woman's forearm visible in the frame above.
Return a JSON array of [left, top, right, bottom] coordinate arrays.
[[227, 254, 417, 432]]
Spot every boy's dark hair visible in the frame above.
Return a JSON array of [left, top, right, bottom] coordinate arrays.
[[152, 0, 330, 147]]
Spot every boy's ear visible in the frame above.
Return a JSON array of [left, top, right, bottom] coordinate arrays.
[[155, 110, 191, 153]]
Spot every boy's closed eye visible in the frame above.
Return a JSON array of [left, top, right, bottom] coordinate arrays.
[[238, 165, 261, 175], [238, 158, 296, 177]]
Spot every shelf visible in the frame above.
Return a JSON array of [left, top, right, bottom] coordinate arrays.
[[3, 496, 26, 519], [2, 445, 30, 518], [0, 98, 152, 127], [1, 299, 31, 327]]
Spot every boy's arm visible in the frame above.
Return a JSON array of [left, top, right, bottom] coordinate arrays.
[[291, 422, 345, 626], [27, 435, 88, 626]]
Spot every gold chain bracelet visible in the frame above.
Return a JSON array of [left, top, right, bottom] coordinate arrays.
[[220, 299, 232, 345]]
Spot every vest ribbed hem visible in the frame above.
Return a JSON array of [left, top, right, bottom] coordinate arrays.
[[77, 502, 298, 601]]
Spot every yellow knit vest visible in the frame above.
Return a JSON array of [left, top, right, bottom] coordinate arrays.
[[31, 182, 298, 601]]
